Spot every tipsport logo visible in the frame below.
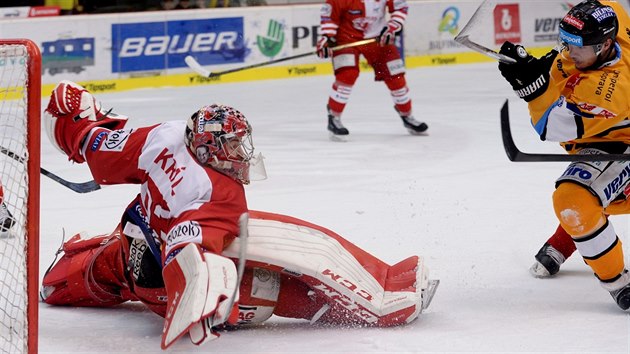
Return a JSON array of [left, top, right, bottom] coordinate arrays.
[[257, 19, 286, 58], [438, 6, 460, 35]]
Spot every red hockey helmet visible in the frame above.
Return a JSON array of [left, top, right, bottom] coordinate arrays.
[[185, 104, 258, 184]]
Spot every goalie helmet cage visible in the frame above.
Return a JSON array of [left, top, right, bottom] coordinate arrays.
[[0, 39, 41, 354]]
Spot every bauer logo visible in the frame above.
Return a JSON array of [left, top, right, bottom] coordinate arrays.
[[111, 18, 245, 73]]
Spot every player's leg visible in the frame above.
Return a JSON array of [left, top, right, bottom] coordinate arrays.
[[236, 210, 438, 326], [553, 151, 630, 309], [530, 224, 576, 277], [327, 48, 360, 141], [365, 43, 427, 134], [40, 227, 131, 307]]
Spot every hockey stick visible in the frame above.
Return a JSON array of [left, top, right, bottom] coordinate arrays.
[[185, 38, 376, 78], [453, 0, 516, 64], [500, 100, 630, 162], [454, 0, 564, 64], [454, 34, 517, 64], [0, 147, 101, 193], [224, 212, 249, 312]]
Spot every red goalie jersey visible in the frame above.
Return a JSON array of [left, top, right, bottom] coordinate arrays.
[[40, 81, 438, 349], [320, 0, 408, 44]]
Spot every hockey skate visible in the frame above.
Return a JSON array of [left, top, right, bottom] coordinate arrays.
[[327, 105, 349, 142], [0, 202, 15, 235], [396, 107, 428, 135], [603, 270, 630, 310], [529, 242, 566, 278]]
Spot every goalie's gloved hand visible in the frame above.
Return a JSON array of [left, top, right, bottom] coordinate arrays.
[[498, 41, 558, 102]]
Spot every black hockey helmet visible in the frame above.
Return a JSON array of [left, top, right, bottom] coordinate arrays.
[[559, 0, 618, 47]]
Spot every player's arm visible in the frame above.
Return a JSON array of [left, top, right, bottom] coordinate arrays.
[[81, 125, 154, 184], [498, 44, 624, 143], [161, 243, 240, 349], [44, 80, 127, 163], [44, 80, 151, 184], [379, 0, 408, 46], [317, 0, 338, 59], [160, 194, 246, 348]]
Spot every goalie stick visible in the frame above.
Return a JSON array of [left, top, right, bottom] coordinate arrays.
[[225, 212, 249, 313], [185, 38, 376, 78], [0, 147, 101, 193], [185, 212, 249, 346], [500, 100, 630, 162]]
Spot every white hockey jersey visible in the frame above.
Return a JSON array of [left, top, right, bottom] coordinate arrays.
[[81, 121, 248, 256]]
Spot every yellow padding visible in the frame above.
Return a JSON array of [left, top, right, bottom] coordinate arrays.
[[29, 47, 557, 98], [584, 240, 625, 281], [553, 183, 606, 237]]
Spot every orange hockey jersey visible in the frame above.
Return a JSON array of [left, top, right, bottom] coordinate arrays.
[[319, 0, 408, 44], [527, 0, 630, 150]]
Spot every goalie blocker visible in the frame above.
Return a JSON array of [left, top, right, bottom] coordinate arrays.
[[40, 210, 438, 345]]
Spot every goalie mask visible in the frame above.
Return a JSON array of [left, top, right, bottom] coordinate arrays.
[[185, 104, 266, 184]]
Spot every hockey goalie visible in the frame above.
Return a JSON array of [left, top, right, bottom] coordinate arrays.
[[39, 80, 438, 349]]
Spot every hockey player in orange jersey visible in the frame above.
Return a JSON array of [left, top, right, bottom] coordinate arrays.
[[498, 0, 630, 310], [39, 80, 439, 349], [316, 0, 428, 141]]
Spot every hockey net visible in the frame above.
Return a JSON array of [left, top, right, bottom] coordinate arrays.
[[0, 39, 41, 354]]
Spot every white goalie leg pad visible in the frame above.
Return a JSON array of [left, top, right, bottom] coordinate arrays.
[[379, 256, 439, 325], [223, 217, 438, 325], [160, 243, 238, 349]]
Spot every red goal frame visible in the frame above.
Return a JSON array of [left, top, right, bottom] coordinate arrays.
[[0, 38, 41, 354]]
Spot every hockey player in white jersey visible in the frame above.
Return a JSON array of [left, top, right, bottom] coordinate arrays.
[[39, 80, 438, 349]]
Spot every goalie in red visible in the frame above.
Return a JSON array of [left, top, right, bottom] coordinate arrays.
[[39, 80, 439, 349]]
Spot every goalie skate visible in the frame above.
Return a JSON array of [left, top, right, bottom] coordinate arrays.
[[414, 256, 439, 312], [422, 279, 439, 310]]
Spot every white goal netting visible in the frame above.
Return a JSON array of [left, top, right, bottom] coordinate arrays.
[[0, 41, 40, 354]]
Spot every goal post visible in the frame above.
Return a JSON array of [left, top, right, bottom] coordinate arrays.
[[0, 39, 41, 354]]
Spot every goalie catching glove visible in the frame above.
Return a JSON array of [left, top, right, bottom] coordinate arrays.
[[161, 243, 239, 349], [498, 42, 558, 102], [44, 80, 128, 163]]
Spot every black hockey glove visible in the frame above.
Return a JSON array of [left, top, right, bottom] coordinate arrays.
[[498, 41, 558, 102]]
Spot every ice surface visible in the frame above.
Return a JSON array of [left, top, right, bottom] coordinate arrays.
[[38, 63, 630, 353]]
